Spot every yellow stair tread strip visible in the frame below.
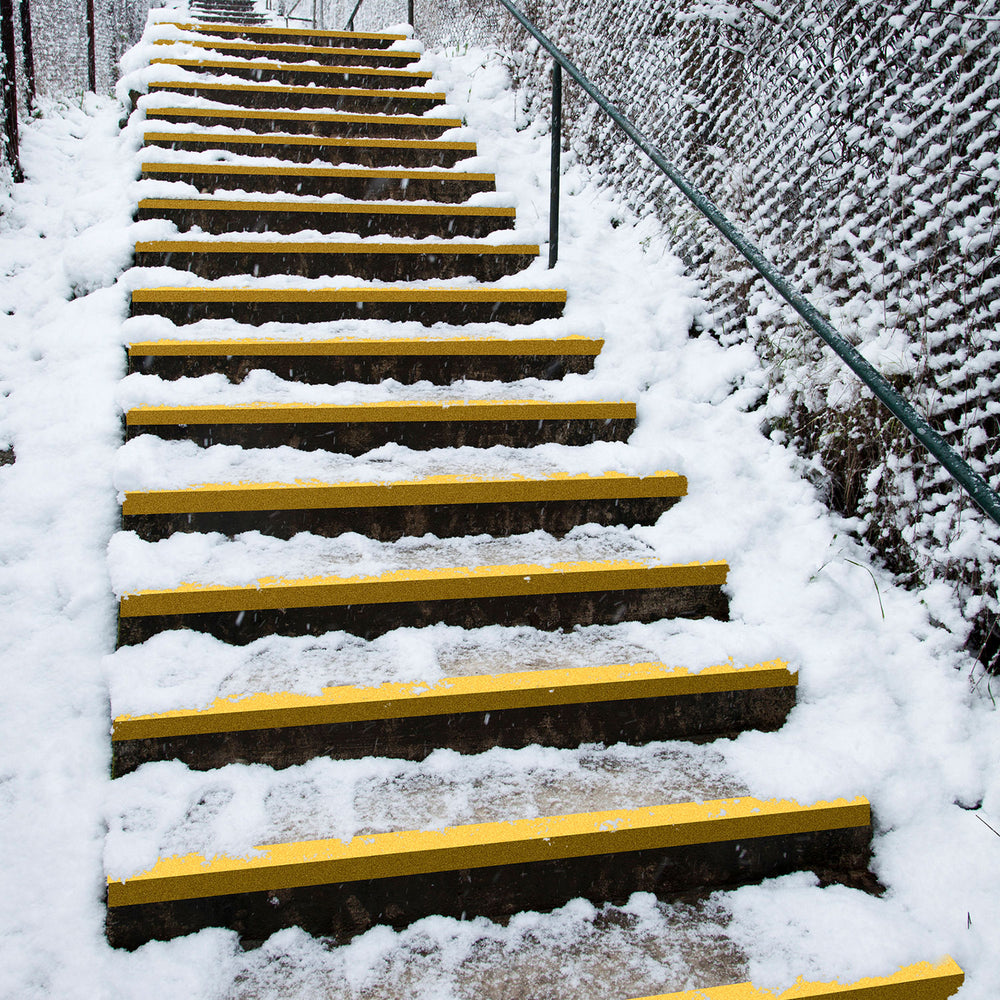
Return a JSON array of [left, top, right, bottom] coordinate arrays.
[[126, 399, 620, 424], [126, 336, 602, 358], [142, 132, 478, 150], [148, 106, 462, 126], [134, 240, 538, 255], [106, 796, 870, 906], [151, 57, 433, 78], [112, 659, 795, 739], [152, 38, 421, 60], [121, 468, 678, 514], [137, 197, 511, 215], [117, 558, 727, 617], [161, 22, 409, 41], [140, 163, 494, 180], [632, 959, 964, 1000], [130, 287, 566, 304], [149, 81, 444, 101]]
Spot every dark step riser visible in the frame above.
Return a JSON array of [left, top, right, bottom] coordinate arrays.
[[124, 495, 679, 542], [135, 206, 509, 237], [174, 31, 398, 49], [116, 583, 728, 647], [149, 64, 429, 88], [140, 172, 493, 202], [146, 87, 441, 115], [129, 299, 562, 326], [124, 416, 631, 453], [143, 139, 472, 168], [133, 250, 535, 282], [129, 353, 593, 384], [105, 825, 870, 950], [112, 685, 796, 776], [148, 111, 451, 139]]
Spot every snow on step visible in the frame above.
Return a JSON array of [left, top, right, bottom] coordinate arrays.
[[150, 37, 423, 66], [147, 58, 435, 89], [158, 22, 410, 47]]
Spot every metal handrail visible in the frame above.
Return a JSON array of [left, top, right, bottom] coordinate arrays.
[[494, 0, 1000, 529]]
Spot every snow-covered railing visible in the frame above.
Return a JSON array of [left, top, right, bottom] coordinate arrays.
[[493, 0, 1000, 534]]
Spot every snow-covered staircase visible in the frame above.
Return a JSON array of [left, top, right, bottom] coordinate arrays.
[[105, 15, 965, 999]]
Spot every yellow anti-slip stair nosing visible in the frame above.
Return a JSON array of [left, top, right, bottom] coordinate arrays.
[[131, 288, 564, 305], [142, 132, 479, 152], [634, 958, 964, 1000], [106, 796, 870, 906], [125, 398, 627, 426], [117, 558, 727, 618], [136, 198, 511, 216], [147, 106, 463, 127], [140, 163, 494, 181], [150, 58, 433, 79], [152, 39, 422, 60], [126, 336, 603, 359], [134, 240, 539, 256], [112, 659, 796, 740], [161, 21, 409, 41], [121, 468, 678, 514], [148, 81, 444, 101]]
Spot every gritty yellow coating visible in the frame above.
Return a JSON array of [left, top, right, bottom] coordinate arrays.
[[134, 240, 538, 256], [142, 132, 478, 151], [136, 198, 512, 215], [150, 58, 432, 79], [140, 163, 494, 181]]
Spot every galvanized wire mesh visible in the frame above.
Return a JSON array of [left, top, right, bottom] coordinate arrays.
[[418, 0, 1000, 659]]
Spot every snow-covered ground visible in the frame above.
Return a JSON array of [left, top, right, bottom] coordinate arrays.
[[1, 9, 999, 999]]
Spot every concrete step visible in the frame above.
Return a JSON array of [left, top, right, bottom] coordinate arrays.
[[126, 333, 601, 384], [141, 130, 478, 167], [143, 105, 460, 138], [161, 22, 408, 48], [139, 161, 496, 200], [149, 56, 433, 90], [133, 238, 538, 281], [105, 795, 869, 948], [123, 398, 630, 451], [120, 467, 682, 540], [151, 37, 422, 67], [115, 557, 729, 645], [128, 286, 565, 325], [111, 658, 794, 773], [145, 79, 444, 116], [134, 196, 512, 236]]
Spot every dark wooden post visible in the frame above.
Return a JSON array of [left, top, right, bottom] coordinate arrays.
[[85, 0, 96, 92], [18, 0, 33, 107], [0, 0, 21, 181]]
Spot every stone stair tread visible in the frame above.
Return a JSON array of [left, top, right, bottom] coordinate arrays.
[[142, 104, 462, 127], [160, 21, 410, 43], [150, 58, 434, 82], [151, 38, 422, 62], [136, 194, 509, 213], [134, 238, 537, 253], [140, 160, 494, 180]]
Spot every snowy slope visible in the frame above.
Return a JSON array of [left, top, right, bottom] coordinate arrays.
[[0, 11, 999, 1000]]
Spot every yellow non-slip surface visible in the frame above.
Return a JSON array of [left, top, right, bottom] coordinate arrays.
[[635, 958, 965, 1000], [147, 106, 462, 126], [141, 162, 494, 181], [162, 22, 408, 41], [106, 795, 868, 906], [136, 197, 510, 215], [126, 336, 602, 359], [117, 558, 726, 617], [112, 659, 795, 740], [126, 399, 627, 425], [152, 38, 421, 61], [149, 81, 443, 101], [134, 240, 538, 256], [142, 132, 478, 151], [130, 287, 565, 305], [121, 468, 675, 514], [151, 58, 433, 80]]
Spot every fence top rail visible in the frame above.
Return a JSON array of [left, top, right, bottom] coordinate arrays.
[[492, 0, 1000, 530]]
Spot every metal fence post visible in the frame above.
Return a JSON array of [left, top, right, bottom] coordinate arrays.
[[548, 61, 561, 268], [19, 0, 33, 108], [407, 0, 414, 28], [0, 0, 21, 181], [85, 0, 96, 92]]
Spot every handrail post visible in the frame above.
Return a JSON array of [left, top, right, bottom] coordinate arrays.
[[0, 0, 21, 181], [19, 0, 34, 109], [408, 0, 414, 29], [548, 60, 561, 268]]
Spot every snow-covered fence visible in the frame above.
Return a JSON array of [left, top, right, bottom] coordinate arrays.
[[416, 0, 1000, 666]]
